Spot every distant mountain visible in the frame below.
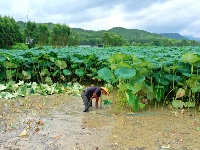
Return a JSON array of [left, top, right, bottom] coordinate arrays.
[[160, 33, 187, 40], [184, 36, 200, 41], [71, 27, 166, 44]]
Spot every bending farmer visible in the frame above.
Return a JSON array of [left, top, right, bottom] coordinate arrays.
[[81, 86, 109, 112]]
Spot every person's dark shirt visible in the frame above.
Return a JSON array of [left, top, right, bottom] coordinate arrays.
[[85, 86, 101, 98]]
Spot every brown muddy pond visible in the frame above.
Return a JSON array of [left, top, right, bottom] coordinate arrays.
[[0, 92, 200, 150]]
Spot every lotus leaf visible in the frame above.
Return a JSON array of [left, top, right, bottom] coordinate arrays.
[[75, 69, 84, 77], [97, 67, 115, 83], [172, 100, 185, 109], [55, 60, 67, 69], [63, 69, 71, 76], [3, 61, 18, 69], [114, 68, 136, 79], [182, 53, 200, 64]]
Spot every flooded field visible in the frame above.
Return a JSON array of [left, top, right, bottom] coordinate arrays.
[[0, 92, 200, 150]]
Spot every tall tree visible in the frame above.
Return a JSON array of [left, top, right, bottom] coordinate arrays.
[[24, 21, 38, 48], [51, 23, 71, 47], [37, 23, 50, 45], [0, 15, 22, 48]]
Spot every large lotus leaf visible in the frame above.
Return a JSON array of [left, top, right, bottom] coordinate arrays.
[[133, 76, 145, 84], [63, 69, 71, 76], [108, 53, 130, 63], [182, 53, 200, 64], [110, 62, 131, 70], [70, 56, 83, 63], [117, 61, 131, 68], [114, 68, 136, 79], [170, 65, 180, 70], [3, 61, 18, 69], [55, 60, 67, 69], [71, 63, 79, 69], [0, 56, 6, 63], [164, 74, 182, 82], [130, 54, 141, 63], [137, 61, 151, 67], [97, 67, 115, 83], [75, 69, 84, 77], [155, 77, 170, 85]]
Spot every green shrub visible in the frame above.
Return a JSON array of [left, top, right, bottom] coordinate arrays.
[[11, 43, 29, 50]]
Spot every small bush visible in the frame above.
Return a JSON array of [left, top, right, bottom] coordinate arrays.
[[11, 43, 29, 50]]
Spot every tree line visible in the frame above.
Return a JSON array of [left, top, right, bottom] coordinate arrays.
[[0, 15, 200, 49]]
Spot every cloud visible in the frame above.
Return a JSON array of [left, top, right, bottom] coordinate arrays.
[[0, 0, 200, 36]]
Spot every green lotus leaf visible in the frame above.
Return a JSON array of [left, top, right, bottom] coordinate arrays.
[[192, 86, 200, 93], [63, 69, 71, 76], [182, 53, 200, 64], [172, 100, 185, 109], [55, 60, 67, 69], [114, 68, 136, 79], [3, 61, 18, 69], [0, 56, 7, 63], [164, 74, 182, 82], [75, 69, 84, 77], [97, 67, 115, 83], [71, 63, 79, 69], [108, 53, 130, 63]]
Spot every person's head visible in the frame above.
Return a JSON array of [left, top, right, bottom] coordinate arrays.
[[101, 87, 109, 96]]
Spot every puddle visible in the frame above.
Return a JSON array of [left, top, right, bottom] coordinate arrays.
[[0, 93, 200, 150]]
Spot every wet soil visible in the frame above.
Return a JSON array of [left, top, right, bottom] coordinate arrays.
[[0, 93, 200, 150]]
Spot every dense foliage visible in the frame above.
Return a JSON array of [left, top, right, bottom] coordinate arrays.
[[0, 15, 23, 48], [0, 46, 200, 111]]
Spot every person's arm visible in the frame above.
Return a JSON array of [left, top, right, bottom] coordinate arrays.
[[92, 92, 99, 108]]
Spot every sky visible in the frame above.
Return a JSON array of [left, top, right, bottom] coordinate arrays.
[[0, 0, 200, 37]]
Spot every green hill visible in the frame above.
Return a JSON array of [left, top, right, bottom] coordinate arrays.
[[160, 33, 187, 40], [72, 27, 167, 45]]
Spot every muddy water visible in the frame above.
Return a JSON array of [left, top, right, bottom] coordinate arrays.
[[0, 93, 200, 150]]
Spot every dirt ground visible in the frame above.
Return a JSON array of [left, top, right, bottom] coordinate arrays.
[[0, 92, 200, 150]]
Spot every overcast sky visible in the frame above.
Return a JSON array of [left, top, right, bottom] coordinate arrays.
[[0, 0, 199, 37]]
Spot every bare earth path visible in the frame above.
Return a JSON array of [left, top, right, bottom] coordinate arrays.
[[0, 93, 200, 150]]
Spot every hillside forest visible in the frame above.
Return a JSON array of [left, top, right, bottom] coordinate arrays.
[[0, 15, 200, 49]]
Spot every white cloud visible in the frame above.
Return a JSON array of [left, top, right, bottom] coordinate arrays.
[[0, 0, 200, 36]]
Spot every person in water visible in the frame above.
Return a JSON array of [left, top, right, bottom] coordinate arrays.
[[81, 86, 109, 112]]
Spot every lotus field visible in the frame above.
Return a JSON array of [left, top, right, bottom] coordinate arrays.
[[0, 46, 200, 111]]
